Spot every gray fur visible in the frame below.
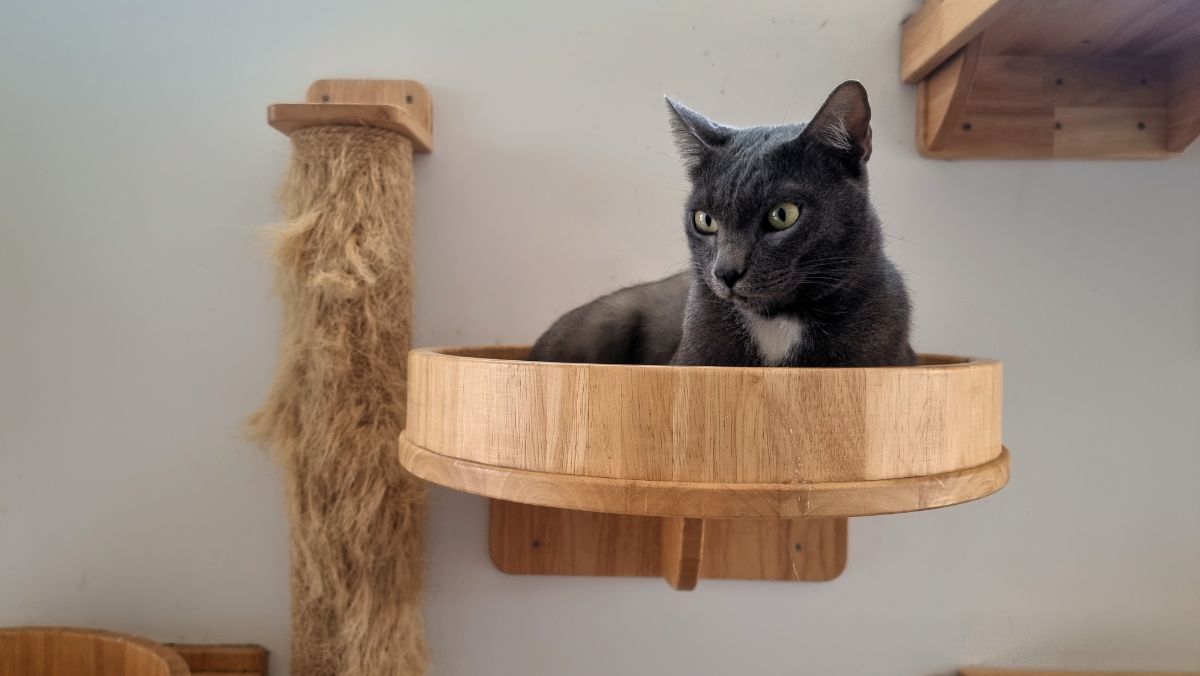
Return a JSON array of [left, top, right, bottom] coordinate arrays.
[[530, 81, 914, 368]]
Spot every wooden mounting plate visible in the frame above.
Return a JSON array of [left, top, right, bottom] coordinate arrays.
[[489, 500, 847, 589], [902, 0, 1200, 158], [267, 79, 433, 152]]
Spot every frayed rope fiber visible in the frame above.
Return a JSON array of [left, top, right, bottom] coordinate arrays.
[[249, 126, 428, 676]]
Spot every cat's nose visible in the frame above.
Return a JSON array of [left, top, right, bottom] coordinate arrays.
[[715, 265, 745, 289]]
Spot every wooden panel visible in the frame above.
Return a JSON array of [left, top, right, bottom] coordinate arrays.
[[980, 0, 1200, 57], [920, 54, 1173, 158], [660, 517, 705, 590], [961, 669, 1199, 676], [903, 0, 1200, 156], [0, 627, 189, 676], [923, 37, 985, 150], [489, 501, 847, 587], [1167, 45, 1200, 151], [403, 346, 1003, 486], [267, 79, 433, 152], [403, 437, 1009, 519], [167, 644, 267, 676], [306, 79, 433, 135], [901, 0, 1016, 83]]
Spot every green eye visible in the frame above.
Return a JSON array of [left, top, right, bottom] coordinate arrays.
[[767, 202, 801, 230], [693, 210, 719, 234]]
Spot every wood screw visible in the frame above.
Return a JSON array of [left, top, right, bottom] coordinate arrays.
[[406, 95, 414, 103], [1137, 121, 1146, 130], [321, 95, 330, 102], [962, 122, 972, 131], [531, 539, 541, 549]]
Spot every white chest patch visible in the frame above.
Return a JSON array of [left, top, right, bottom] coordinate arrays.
[[744, 313, 805, 366]]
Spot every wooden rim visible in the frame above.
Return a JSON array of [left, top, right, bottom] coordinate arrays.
[[0, 626, 191, 676], [400, 436, 1010, 519]]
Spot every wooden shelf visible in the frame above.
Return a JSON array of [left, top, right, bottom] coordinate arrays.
[[267, 79, 433, 152], [397, 346, 1010, 589], [901, 0, 1200, 158]]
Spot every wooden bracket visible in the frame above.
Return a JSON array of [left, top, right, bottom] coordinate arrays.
[[903, 0, 1200, 158], [267, 79, 433, 152], [489, 500, 847, 591], [165, 644, 268, 676]]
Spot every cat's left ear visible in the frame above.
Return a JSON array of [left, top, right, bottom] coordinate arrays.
[[801, 80, 872, 163]]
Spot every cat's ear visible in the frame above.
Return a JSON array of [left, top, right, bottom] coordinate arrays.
[[802, 80, 872, 163], [665, 97, 733, 171]]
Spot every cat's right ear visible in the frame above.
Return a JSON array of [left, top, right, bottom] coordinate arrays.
[[665, 97, 732, 172]]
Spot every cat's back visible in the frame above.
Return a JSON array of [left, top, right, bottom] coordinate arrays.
[[528, 272, 689, 365]]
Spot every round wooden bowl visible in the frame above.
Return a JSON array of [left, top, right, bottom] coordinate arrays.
[[0, 627, 190, 676], [399, 346, 1009, 518]]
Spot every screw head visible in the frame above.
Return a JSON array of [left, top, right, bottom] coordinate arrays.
[[1137, 121, 1146, 130], [405, 94, 414, 104], [961, 122, 972, 131], [531, 539, 541, 549], [794, 543, 804, 552]]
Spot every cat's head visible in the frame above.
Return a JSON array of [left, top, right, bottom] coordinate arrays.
[[667, 80, 880, 314]]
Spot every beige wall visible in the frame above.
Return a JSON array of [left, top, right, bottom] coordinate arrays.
[[2, 1, 1198, 674]]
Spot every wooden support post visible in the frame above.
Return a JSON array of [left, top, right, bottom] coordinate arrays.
[[660, 517, 705, 591]]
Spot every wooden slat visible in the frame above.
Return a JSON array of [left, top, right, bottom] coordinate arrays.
[[901, 0, 1016, 83], [489, 501, 848, 588], [267, 79, 433, 152], [166, 644, 267, 675], [660, 517, 705, 590], [923, 36, 985, 150]]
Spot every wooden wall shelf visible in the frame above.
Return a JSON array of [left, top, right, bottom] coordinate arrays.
[[398, 346, 1010, 590], [267, 79, 433, 152], [901, 0, 1200, 158]]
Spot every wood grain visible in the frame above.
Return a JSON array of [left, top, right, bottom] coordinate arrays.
[[903, 0, 1200, 157], [922, 36, 984, 151], [165, 645, 267, 676], [901, 0, 1016, 83], [267, 79, 433, 152], [660, 517, 705, 590], [404, 346, 1003, 485], [489, 501, 847, 584], [401, 436, 1010, 519], [0, 627, 190, 676]]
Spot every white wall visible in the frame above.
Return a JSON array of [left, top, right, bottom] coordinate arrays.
[[2, 1, 1198, 675]]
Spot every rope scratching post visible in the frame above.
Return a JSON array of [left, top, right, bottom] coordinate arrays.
[[252, 79, 433, 676]]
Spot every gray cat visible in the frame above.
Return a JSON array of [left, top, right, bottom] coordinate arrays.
[[530, 81, 915, 367]]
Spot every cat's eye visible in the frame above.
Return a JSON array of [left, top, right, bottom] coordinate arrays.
[[767, 202, 801, 230], [693, 210, 719, 234]]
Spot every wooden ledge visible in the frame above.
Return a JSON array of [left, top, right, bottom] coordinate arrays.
[[902, 0, 1200, 158], [400, 437, 1010, 519], [267, 79, 433, 152]]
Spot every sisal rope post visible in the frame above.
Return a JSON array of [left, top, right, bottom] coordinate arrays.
[[251, 80, 434, 676]]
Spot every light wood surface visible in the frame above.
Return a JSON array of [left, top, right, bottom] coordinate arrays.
[[901, 0, 1015, 83], [489, 501, 847, 585], [902, 0, 1200, 157], [165, 645, 267, 676], [660, 516, 705, 590], [402, 437, 1009, 518], [0, 627, 190, 676], [267, 79, 433, 152], [961, 669, 1199, 676], [400, 345, 1007, 518]]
